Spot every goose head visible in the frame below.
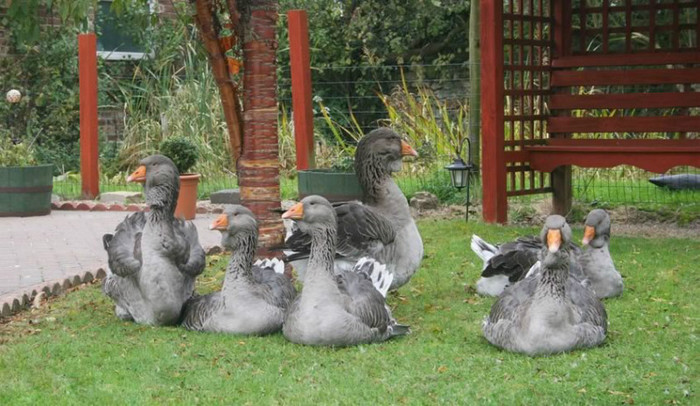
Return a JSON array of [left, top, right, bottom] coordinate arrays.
[[210, 205, 258, 249], [281, 195, 337, 235], [582, 209, 611, 249], [355, 128, 417, 191], [127, 155, 180, 214], [539, 215, 573, 267]]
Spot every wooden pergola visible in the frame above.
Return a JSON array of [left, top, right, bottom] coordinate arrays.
[[480, 0, 700, 223]]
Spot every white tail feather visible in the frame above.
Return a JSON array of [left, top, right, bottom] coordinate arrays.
[[353, 257, 393, 298], [254, 258, 285, 274], [524, 260, 541, 279], [470, 234, 498, 264]]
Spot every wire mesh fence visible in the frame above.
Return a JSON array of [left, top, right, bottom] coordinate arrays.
[[52, 61, 697, 215]]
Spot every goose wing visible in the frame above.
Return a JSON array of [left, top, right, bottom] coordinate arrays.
[[486, 276, 538, 322], [334, 202, 396, 259], [180, 292, 224, 331], [481, 236, 542, 283], [567, 278, 608, 332], [252, 258, 297, 309], [335, 260, 391, 331], [173, 219, 206, 277], [283, 202, 396, 262], [103, 212, 146, 277]]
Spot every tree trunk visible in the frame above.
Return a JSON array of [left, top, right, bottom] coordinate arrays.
[[192, 0, 244, 161], [468, 0, 481, 169], [239, 0, 284, 253]]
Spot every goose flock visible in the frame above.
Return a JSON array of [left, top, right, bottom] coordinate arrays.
[[103, 128, 623, 355]]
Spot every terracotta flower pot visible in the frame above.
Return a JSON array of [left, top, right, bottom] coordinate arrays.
[[175, 173, 200, 220]]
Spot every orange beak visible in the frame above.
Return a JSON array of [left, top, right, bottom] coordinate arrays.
[[281, 202, 304, 220], [582, 225, 596, 246], [400, 140, 419, 157], [547, 229, 562, 253], [210, 214, 228, 230], [126, 165, 147, 183]]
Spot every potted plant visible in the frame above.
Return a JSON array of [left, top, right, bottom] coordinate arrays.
[[0, 135, 53, 217], [158, 136, 200, 220]]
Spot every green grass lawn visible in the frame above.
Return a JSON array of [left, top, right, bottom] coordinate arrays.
[[1, 220, 697, 404]]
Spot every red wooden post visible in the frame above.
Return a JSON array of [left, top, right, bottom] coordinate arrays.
[[480, 0, 507, 223], [287, 10, 315, 170], [79, 33, 99, 199]]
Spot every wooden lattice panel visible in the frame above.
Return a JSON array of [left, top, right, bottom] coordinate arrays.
[[503, 0, 553, 197]]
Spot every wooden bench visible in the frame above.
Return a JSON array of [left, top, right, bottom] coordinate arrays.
[[524, 51, 700, 174]]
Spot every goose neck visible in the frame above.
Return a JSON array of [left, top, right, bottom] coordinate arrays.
[[306, 224, 337, 280], [222, 233, 257, 292]]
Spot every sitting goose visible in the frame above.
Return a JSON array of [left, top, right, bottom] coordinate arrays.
[[102, 155, 205, 325], [482, 215, 607, 356], [578, 209, 623, 298], [180, 205, 296, 334], [471, 232, 583, 297], [281, 195, 409, 346], [285, 128, 423, 290]]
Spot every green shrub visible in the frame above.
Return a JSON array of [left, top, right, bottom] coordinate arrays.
[[0, 135, 37, 166], [158, 136, 199, 174]]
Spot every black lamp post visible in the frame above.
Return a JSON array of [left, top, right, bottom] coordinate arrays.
[[445, 138, 474, 221]]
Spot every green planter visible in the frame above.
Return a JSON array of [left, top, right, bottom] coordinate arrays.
[[0, 164, 53, 217], [298, 169, 363, 202]]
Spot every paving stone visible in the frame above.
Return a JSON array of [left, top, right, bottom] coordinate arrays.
[[92, 203, 108, 211], [76, 202, 94, 211], [0, 212, 222, 303], [1, 302, 10, 317], [108, 205, 126, 211], [99, 191, 143, 204], [210, 189, 241, 204]]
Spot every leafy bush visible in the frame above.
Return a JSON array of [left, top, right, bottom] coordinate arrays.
[[0, 27, 80, 175], [158, 137, 199, 174], [0, 134, 37, 166]]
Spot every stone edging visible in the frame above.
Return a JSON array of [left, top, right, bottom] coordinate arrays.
[[0, 245, 223, 320], [51, 201, 225, 214], [0, 268, 107, 318]]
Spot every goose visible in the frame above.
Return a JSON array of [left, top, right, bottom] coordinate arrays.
[[285, 128, 423, 290], [281, 195, 409, 346], [482, 215, 607, 356], [578, 209, 623, 298], [471, 231, 583, 297], [102, 155, 206, 325], [180, 205, 296, 334]]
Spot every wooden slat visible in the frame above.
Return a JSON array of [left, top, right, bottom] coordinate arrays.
[[549, 92, 700, 109], [524, 139, 700, 174], [537, 138, 700, 149], [552, 52, 700, 67], [552, 68, 700, 86], [547, 116, 700, 133]]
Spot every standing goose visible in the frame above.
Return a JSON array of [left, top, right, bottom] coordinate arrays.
[[282, 195, 409, 346], [578, 209, 623, 298], [285, 128, 423, 290], [482, 215, 607, 356], [102, 155, 205, 325], [181, 205, 296, 334]]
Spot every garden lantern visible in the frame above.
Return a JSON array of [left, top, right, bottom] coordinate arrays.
[[445, 138, 474, 221]]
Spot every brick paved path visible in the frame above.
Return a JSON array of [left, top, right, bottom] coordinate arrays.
[[0, 211, 221, 296]]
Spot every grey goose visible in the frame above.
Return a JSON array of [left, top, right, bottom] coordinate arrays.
[[281, 195, 409, 347], [285, 128, 424, 290], [180, 205, 296, 334], [102, 155, 205, 325], [482, 215, 607, 356]]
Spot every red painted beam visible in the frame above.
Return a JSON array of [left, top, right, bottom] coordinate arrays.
[[78, 33, 99, 199], [480, 0, 507, 223], [288, 10, 315, 170]]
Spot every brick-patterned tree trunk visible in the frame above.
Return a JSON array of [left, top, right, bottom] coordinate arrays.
[[239, 0, 284, 253]]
